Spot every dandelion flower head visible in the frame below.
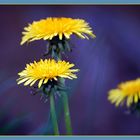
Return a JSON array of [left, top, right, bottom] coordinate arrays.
[[108, 78, 140, 107], [17, 59, 79, 88], [21, 17, 96, 45]]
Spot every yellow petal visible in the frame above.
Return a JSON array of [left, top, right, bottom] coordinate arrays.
[[24, 79, 35, 86], [17, 78, 29, 84], [134, 94, 138, 103], [44, 78, 48, 84], [30, 79, 38, 86], [126, 95, 133, 107], [38, 79, 44, 88], [59, 33, 63, 40]]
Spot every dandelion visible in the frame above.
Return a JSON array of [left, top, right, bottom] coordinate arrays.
[[108, 78, 140, 107], [20, 17, 96, 45], [17, 59, 79, 88], [18, 16, 95, 135]]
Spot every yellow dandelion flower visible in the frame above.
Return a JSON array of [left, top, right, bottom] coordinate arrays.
[[20, 17, 96, 45], [17, 59, 79, 88], [108, 78, 140, 107]]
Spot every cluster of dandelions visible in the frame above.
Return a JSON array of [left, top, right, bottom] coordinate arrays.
[[16, 16, 140, 135], [17, 17, 95, 92], [17, 17, 95, 135]]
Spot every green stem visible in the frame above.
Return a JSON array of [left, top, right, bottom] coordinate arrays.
[[50, 93, 59, 135], [57, 47, 73, 135], [48, 39, 73, 135], [62, 91, 73, 135], [59, 78, 72, 135]]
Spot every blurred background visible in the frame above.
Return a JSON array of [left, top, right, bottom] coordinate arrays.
[[0, 5, 140, 135]]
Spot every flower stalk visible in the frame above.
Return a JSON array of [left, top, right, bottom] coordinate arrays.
[[47, 37, 73, 134], [62, 90, 72, 134], [50, 90, 59, 135]]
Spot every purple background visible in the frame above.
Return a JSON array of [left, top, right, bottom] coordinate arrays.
[[0, 5, 140, 135]]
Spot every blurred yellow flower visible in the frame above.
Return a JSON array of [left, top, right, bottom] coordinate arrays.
[[21, 17, 96, 45], [108, 78, 140, 107], [17, 59, 79, 88]]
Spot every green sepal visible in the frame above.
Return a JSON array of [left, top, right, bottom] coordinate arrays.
[[64, 40, 72, 52], [42, 85, 50, 96], [58, 42, 65, 52]]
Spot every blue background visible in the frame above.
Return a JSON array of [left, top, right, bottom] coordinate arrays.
[[0, 5, 140, 135]]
